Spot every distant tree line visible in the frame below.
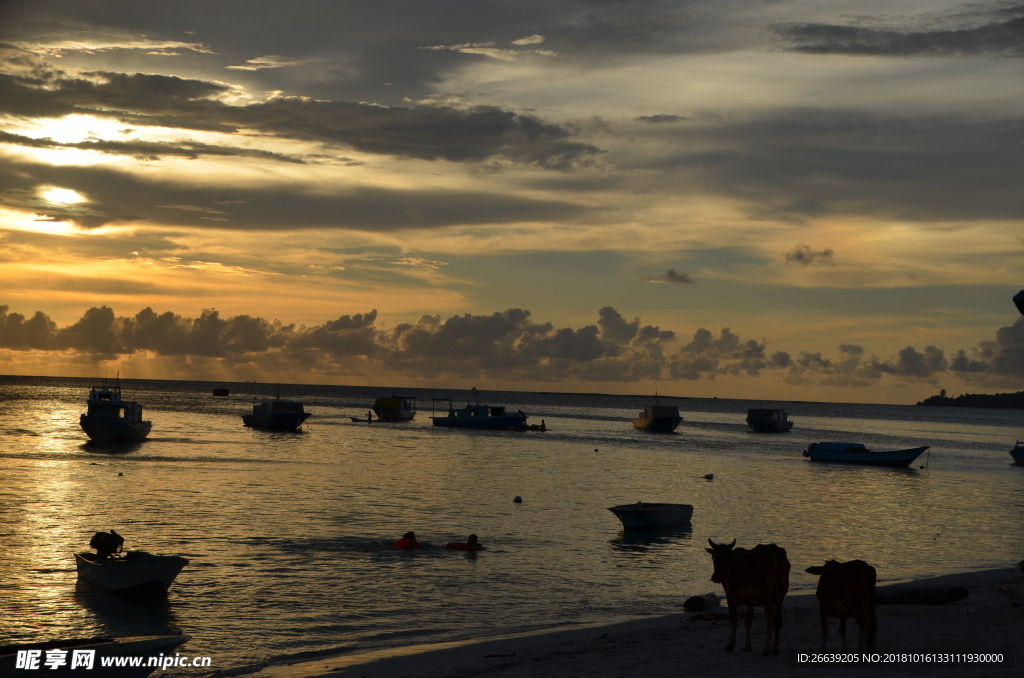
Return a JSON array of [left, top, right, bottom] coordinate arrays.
[[916, 389, 1024, 409]]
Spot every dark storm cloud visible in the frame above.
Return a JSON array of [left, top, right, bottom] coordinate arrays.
[[0, 69, 600, 169], [639, 109, 1024, 222], [664, 269, 695, 284], [0, 159, 588, 230], [772, 7, 1024, 58], [0, 130, 306, 163], [636, 114, 687, 124], [785, 244, 834, 266]]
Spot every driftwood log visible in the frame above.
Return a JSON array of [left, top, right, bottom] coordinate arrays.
[[874, 586, 968, 605]]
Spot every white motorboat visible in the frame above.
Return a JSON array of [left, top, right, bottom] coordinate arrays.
[[608, 502, 694, 529], [75, 531, 188, 594], [0, 634, 191, 678], [803, 442, 929, 467], [79, 382, 151, 441]]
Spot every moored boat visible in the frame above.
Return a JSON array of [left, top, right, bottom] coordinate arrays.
[[0, 634, 192, 678], [430, 398, 528, 431], [212, 387, 229, 396], [1011, 441, 1024, 464], [242, 394, 311, 430], [74, 531, 188, 595], [79, 382, 151, 442], [372, 393, 416, 421], [608, 502, 694, 529], [746, 407, 793, 432], [632, 404, 681, 432], [803, 442, 929, 467]]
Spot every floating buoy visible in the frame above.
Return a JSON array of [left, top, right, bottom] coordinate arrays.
[[118, 472, 123, 476], [594, 448, 598, 452], [513, 495, 522, 503], [704, 473, 714, 480]]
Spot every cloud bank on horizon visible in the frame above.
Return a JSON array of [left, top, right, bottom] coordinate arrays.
[[0, 0, 1022, 401]]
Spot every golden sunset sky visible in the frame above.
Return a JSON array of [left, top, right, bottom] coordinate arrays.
[[1, 0, 1022, 402]]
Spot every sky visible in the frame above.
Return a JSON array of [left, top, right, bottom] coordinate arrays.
[[0, 0, 1022, 403]]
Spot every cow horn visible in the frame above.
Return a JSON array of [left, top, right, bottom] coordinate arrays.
[[708, 538, 717, 547], [728, 538, 736, 548]]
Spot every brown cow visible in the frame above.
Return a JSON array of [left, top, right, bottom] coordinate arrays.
[[706, 539, 790, 655], [804, 559, 877, 652]]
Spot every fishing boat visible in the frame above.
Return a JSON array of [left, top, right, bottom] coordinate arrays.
[[803, 442, 929, 467], [1011, 441, 1024, 464], [430, 397, 528, 431], [212, 387, 229, 396], [0, 634, 191, 678], [608, 502, 694, 529], [372, 392, 417, 421], [242, 394, 311, 430], [74, 531, 188, 595], [746, 407, 793, 432], [632, 403, 682, 432], [79, 381, 151, 442]]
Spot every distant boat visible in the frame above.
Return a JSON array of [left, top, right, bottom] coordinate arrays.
[[430, 398, 528, 431], [242, 394, 311, 430], [74, 531, 188, 595], [1011, 441, 1024, 464], [0, 634, 191, 678], [212, 387, 229, 396], [746, 407, 793, 432], [372, 393, 417, 421], [632, 403, 682, 432], [79, 381, 151, 442], [608, 502, 694, 529], [803, 442, 929, 467]]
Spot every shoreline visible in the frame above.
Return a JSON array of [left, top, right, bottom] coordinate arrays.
[[252, 566, 1024, 678]]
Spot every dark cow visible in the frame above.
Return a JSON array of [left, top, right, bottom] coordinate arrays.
[[706, 539, 790, 655], [804, 559, 878, 652]]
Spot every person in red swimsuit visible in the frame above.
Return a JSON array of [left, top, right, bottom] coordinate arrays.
[[446, 533, 482, 551], [393, 531, 419, 549]]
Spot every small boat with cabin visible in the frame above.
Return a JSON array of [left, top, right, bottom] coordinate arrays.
[[803, 442, 929, 467], [430, 396, 528, 431], [74, 530, 189, 595], [746, 406, 793, 432], [1010, 441, 1024, 464], [608, 502, 694, 529], [79, 380, 151, 442], [372, 392, 417, 421], [242, 393, 311, 430], [631, 397, 682, 432]]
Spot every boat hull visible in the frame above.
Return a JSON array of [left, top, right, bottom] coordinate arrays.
[[805, 445, 929, 467], [0, 635, 191, 678], [372, 407, 415, 422], [1011, 446, 1024, 464], [608, 502, 693, 529], [431, 415, 528, 431], [242, 412, 311, 430], [75, 552, 188, 594], [632, 417, 681, 432], [80, 415, 151, 442], [746, 418, 793, 432]]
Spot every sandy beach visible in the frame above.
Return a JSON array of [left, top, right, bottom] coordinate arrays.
[[254, 567, 1023, 678]]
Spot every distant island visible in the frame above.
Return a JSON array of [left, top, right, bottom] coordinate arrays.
[[916, 389, 1024, 409]]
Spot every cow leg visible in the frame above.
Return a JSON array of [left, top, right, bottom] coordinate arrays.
[[772, 606, 783, 655], [867, 603, 878, 652], [761, 604, 775, 656], [838, 616, 847, 652], [853, 609, 870, 652], [743, 605, 754, 652], [819, 609, 829, 651], [725, 602, 738, 651]]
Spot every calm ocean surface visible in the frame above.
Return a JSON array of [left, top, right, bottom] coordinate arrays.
[[2, 376, 1023, 675]]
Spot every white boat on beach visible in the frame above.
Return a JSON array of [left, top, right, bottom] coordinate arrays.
[[0, 634, 191, 678], [1011, 441, 1024, 464], [79, 382, 151, 442], [607, 502, 694, 529], [75, 531, 188, 594]]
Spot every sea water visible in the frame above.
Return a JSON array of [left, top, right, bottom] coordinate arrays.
[[1, 376, 1022, 675]]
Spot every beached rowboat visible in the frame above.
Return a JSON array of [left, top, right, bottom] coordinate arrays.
[[803, 442, 929, 467]]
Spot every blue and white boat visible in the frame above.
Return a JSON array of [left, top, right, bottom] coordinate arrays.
[[803, 442, 928, 467], [430, 397, 528, 431], [608, 502, 694, 529], [1011, 441, 1024, 464]]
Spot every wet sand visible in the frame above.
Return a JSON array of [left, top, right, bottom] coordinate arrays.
[[255, 566, 1023, 678]]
